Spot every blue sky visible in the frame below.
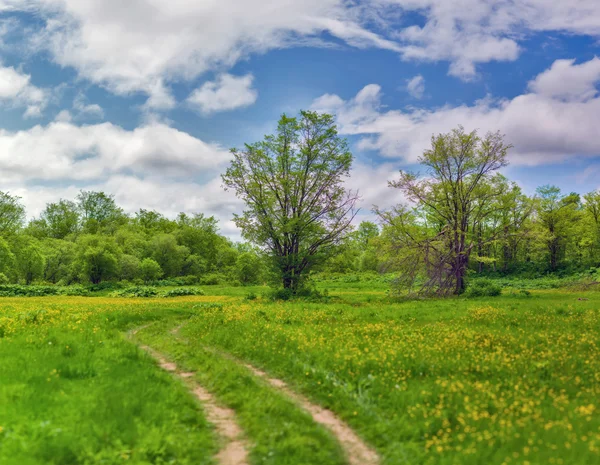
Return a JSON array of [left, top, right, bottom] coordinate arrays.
[[0, 1, 599, 235]]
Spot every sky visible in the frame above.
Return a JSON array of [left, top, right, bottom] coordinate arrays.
[[0, 1, 599, 237]]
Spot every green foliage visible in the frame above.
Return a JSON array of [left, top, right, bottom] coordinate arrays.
[[0, 284, 60, 297], [74, 235, 119, 284], [160, 287, 205, 297], [112, 286, 159, 298], [464, 278, 502, 297], [139, 258, 163, 283], [0, 191, 26, 234], [199, 273, 228, 285], [223, 111, 358, 293]]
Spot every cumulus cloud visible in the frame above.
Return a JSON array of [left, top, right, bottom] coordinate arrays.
[[0, 65, 47, 117], [0, 118, 243, 233], [3, 0, 597, 103], [73, 93, 104, 119], [312, 57, 600, 166], [14, 0, 397, 107], [406, 74, 425, 98], [375, 0, 600, 79], [187, 74, 258, 114], [0, 120, 231, 183]]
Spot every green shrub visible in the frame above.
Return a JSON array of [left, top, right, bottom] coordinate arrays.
[[59, 285, 90, 296], [464, 279, 502, 298], [160, 287, 205, 298], [199, 273, 227, 285], [0, 273, 9, 285], [111, 286, 159, 298], [0, 285, 60, 297]]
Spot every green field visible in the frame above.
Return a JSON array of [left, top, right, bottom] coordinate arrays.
[[1, 284, 598, 465]]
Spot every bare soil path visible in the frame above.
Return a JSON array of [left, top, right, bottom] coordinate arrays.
[[130, 326, 249, 465], [170, 323, 380, 465]]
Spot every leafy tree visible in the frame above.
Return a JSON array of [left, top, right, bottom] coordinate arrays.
[[535, 186, 581, 272], [12, 236, 45, 284], [0, 191, 25, 234], [223, 111, 359, 293], [74, 235, 120, 284], [151, 234, 189, 277], [40, 200, 80, 239], [355, 221, 379, 246], [0, 236, 15, 279], [77, 191, 126, 233], [379, 127, 512, 295], [235, 252, 264, 285], [119, 254, 141, 281], [42, 239, 76, 284], [140, 258, 163, 283]]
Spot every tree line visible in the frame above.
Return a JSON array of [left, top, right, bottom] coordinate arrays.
[[1, 113, 597, 295], [0, 190, 265, 286]]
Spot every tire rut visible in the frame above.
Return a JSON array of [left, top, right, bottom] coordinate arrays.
[[130, 326, 249, 465], [169, 323, 380, 465]]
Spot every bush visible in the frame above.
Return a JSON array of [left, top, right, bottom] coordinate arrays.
[[0, 284, 60, 297], [161, 287, 205, 298], [111, 286, 159, 298], [60, 285, 90, 296], [180, 275, 200, 285], [464, 279, 502, 298], [87, 282, 125, 292], [199, 273, 227, 286]]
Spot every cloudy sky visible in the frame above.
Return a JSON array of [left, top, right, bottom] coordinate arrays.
[[0, 1, 599, 236]]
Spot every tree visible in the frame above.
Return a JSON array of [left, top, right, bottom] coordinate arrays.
[[150, 234, 189, 277], [0, 237, 15, 279], [74, 235, 119, 284], [119, 254, 140, 281], [222, 111, 359, 293], [13, 236, 45, 284], [379, 127, 512, 295], [0, 191, 25, 234], [77, 191, 125, 233], [40, 200, 80, 239], [140, 258, 163, 283], [535, 186, 581, 272], [235, 252, 264, 285]]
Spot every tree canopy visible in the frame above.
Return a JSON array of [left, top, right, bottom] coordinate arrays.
[[223, 111, 359, 292]]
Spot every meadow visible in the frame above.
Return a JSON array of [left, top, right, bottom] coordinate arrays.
[[0, 282, 598, 465]]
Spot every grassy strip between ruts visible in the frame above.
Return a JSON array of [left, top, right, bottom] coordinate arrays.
[[0, 301, 217, 465], [133, 318, 348, 465]]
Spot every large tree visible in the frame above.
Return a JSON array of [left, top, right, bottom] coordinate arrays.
[[379, 127, 513, 295], [222, 111, 359, 293]]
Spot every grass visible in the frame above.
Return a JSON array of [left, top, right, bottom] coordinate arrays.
[[134, 320, 347, 465], [0, 298, 218, 465], [0, 284, 599, 464]]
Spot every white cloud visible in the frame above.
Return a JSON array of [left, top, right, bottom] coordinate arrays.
[[15, 0, 396, 107], [312, 57, 600, 166], [187, 74, 258, 114], [380, 0, 600, 79], [73, 93, 104, 119], [0, 0, 597, 97], [0, 120, 231, 183], [528, 57, 600, 102], [0, 118, 242, 234], [0, 65, 47, 117], [406, 74, 425, 98], [54, 109, 72, 122]]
